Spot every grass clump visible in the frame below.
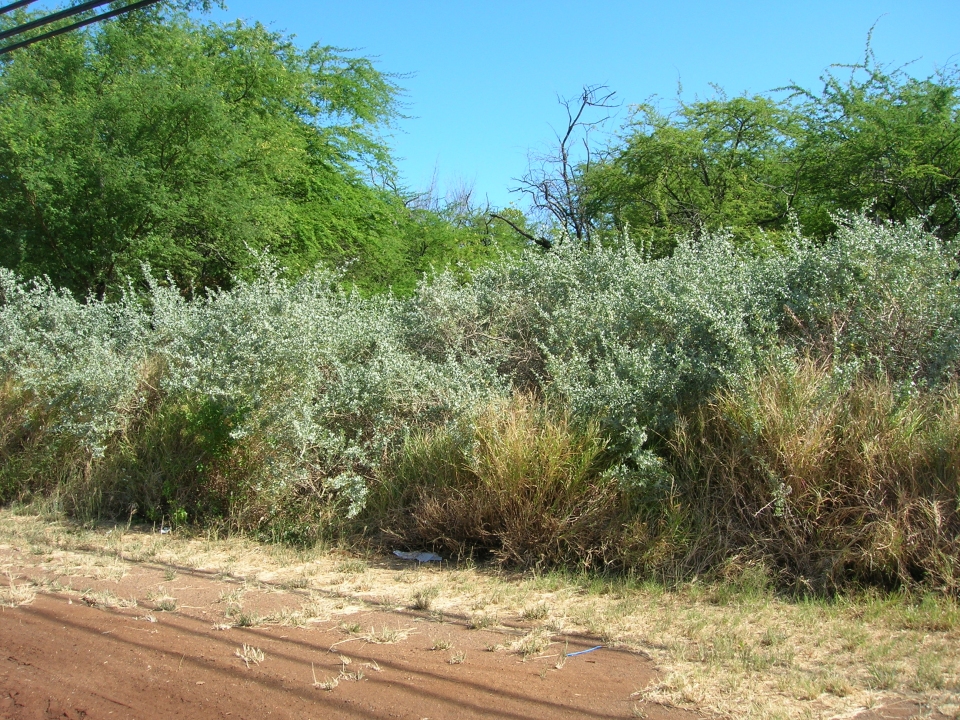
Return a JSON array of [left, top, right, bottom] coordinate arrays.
[[671, 358, 960, 593], [411, 585, 439, 611], [0, 573, 36, 607], [370, 393, 625, 569]]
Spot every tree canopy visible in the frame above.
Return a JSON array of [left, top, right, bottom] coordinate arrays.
[[3, 8, 955, 294], [577, 50, 960, 254], [0, 3, 522, 297]]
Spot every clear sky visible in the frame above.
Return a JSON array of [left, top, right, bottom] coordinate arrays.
[[198, 1, 960, 209]]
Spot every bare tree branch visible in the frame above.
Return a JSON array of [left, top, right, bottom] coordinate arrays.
[[489, 212, 552, 249], [511, 85, 619, 246]]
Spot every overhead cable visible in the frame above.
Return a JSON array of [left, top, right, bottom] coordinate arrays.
[[0, 0, 162, 56], [0, 0, 114, 42], [0, 1, 40, 15]]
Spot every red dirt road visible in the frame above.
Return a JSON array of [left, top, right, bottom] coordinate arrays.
[[1, 592, 700, 720]]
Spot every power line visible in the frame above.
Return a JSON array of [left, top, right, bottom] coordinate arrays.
[[0, 0, 163, 56], [0, 0, 113, 42], [0, 1, 40, 15]]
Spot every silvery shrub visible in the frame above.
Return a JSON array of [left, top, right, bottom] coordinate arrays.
[[1, 214, 957, 516]]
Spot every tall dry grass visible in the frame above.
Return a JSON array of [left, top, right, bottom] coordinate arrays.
[[671, 358, 960, 593], [369, 393, 628, 568], [0, 378, 75, 505]]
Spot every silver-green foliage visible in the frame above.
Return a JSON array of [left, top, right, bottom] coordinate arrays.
[[158, 264, 503, 515], [406, 216, 960, 485], [782, 213, 960, 386], [0, 270, 150, 455], [1, 214, 957, 517], [0, 262, 504, 516], [411, 234, 779, 435]]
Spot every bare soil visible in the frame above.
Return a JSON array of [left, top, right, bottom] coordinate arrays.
[[0, 548, 699, 720], [1, 516, 955, 720]]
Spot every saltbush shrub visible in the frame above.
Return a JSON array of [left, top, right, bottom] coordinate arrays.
[[0, 263, 504, 532], [1, 214, 958, 590], [780, 214, 960, 386]]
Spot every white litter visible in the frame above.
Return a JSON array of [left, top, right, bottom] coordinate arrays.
[[393, 550, 442, 563]]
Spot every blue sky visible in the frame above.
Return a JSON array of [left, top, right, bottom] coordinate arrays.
[[201, 1, 960, 209]]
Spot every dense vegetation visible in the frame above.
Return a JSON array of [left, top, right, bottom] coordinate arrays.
[[534, 50, 960, 256], [2, 215, 958, 594], [0, 3, 524, 297], [1, 5, 959, 596]]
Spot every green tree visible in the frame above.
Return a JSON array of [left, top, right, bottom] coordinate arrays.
[[788, 51, 960, 241], [582, 51, 960, 253], [0, 4, 516, 297], [584, 93, 797, 254]]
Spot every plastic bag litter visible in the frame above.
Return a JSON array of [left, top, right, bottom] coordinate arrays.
[[393, 550, 442, 563]]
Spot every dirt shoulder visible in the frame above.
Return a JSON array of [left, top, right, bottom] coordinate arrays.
[[1, 594, 693, 720], [0, 512, 957, 720], [0, 543, 693, 720]]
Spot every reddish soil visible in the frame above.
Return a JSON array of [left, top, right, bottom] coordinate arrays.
[[0, 567, 702, 720], [850, 701, 955, 720], [1, 539, 947, 720]]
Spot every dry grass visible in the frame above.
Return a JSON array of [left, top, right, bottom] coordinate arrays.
[[0, 572, 36, 607], [335, 559, 368, 575], [371, 393, 623, 568], [145, 587, 178, 612], [672, 360, 960, 594], [521, 602, 550, 620], [312, 654, 381, 691], [226, 607, 261, 627], [312, 662, 338, 691], [1, 510, 958, 719], [235, 644, 264, 668], [79, 588, 137, 609], [589, 584, 959, 719], [510, 627, 554, 659], [361, 625, 413, 644], [410, 584, 439, 611], [468, 611, 497, 630], [42, 554, 128, 582], [259, 595, 340, 627]]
